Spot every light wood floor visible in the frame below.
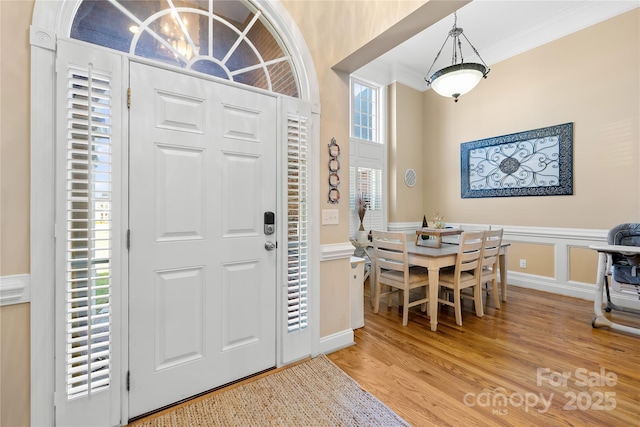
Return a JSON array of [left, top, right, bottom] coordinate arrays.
[[328, 282, 640, 426], [130, 283, 640, 426]]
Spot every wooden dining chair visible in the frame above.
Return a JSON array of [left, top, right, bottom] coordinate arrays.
[[437, 231, 485, 326], [479, 228, 504, 309], [372, 231, 430, 326]]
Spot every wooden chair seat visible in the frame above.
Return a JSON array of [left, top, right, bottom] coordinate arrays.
[[373, 231, 430, 326], [379, 267, 428, 284], [437, 231, 485, 326]]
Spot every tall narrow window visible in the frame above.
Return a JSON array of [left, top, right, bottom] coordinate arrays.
[[65, 64, 112, 398], [286, 113, 308, 332], [350, 78, 386, 236], [352, 81, 377, 142]]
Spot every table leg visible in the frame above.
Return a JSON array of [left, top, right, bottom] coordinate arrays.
[[367, 250, 376, 307], [427, 268, 440, 331], [499, 253, 507, 302]]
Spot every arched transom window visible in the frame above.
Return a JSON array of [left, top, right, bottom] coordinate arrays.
[[71, 0, 299, 97]]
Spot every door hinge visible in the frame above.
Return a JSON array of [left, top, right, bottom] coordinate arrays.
[[126, 370, 131, 391], [127, 229, 131, 250], [127, 87, 131, 108]]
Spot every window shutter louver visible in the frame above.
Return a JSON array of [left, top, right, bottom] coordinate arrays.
[[65, 64, 112, 398], [350, 166, 384, 235], [286, 114, 309, 333]]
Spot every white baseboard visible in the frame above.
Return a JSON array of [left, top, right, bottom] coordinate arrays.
[[317, 329, 354, 354], [0, 274, 30, 306], [509, 272, 640, 311]]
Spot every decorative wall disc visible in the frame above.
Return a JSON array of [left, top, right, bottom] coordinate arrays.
[[404, 168, 417, 187]]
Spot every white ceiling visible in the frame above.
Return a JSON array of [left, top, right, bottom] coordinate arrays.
[[354, 0, 639, 92]]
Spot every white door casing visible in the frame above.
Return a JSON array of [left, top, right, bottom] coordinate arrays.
[[128, 62, 277, 418]]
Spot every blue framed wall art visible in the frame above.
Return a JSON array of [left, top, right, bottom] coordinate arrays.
[[460, 123, 573, 198]]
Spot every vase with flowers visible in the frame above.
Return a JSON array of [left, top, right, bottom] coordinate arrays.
[[356, 194, 368, 243], [432, 212, 445, 229]]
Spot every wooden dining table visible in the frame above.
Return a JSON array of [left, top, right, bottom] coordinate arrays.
[[368, 240, 510, 332]]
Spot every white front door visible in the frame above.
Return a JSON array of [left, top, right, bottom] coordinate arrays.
[[128, 63, 278, 418]]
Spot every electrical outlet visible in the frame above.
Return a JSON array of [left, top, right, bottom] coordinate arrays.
[[519, 259, 527, 269], [322, 209, 339, 225]]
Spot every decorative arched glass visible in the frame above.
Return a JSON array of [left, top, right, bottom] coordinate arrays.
[[70, 0, 299, 97]]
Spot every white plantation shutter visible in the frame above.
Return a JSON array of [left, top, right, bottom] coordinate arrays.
[[65, 64, 113, 397], [55, 40, 121, 427], [280, 97, 313, 363], [286, 113, 309, 332], [349, 166, 384, 235]]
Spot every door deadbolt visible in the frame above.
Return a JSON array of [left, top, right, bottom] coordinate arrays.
[[264, 211, 275, 235]]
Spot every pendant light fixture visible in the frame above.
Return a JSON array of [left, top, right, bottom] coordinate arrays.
[[425, 12, 490, 102]]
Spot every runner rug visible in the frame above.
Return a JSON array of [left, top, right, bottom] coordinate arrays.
[[129, 354, 409, 426]]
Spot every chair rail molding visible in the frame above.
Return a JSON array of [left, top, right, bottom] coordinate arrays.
[[321, 241, 358, 262], [0, 274, 31, 306], [388, 222, 421, 232]]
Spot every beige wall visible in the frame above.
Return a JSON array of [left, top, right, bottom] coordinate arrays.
[[281, 0, 425, 244], [280, 1, 426, 337], [421, 9, 640, 229], [1, 0, 31, 277], [569, 247, 598, 284], [507, 242, 555, 277], [1, 1, 34, 426], [388, 82, 425, 224], [0, 303, 30, 427]]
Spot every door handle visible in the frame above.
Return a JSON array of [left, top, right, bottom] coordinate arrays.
[[265, 241, 276, 251]]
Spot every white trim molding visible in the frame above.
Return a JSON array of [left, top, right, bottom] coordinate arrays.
[[321, 242, 358, 262], [0, 274, 31, 306], [318, 329, 355, 355], [388, 221, 421, 232]]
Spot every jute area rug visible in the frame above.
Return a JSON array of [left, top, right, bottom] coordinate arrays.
[[131, 354, 409, 426]]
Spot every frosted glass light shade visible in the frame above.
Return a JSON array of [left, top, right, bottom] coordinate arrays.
[[429, 63, 488, 99]]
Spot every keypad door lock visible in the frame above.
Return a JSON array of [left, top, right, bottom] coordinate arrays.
[[264, 211, 275, 235]]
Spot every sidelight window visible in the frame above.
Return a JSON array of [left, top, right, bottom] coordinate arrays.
[[286, 113, 309, 332], [64, 64, 113, 398]]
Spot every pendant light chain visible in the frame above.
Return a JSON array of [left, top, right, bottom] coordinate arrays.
[[451, 13, 461, 66], [460, 31, 490, 72], [424, 11, 491, 101]]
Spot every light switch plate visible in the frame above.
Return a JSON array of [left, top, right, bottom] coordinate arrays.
[[322, 209, 339, 225]]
